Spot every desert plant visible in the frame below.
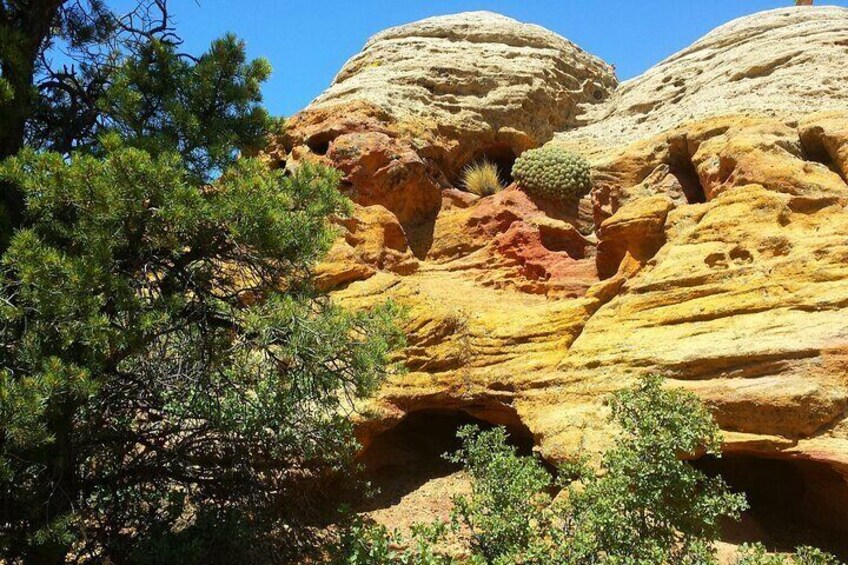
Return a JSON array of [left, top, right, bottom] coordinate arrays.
[[461, 159, 504, 196], [735, 543, 843, 565], [512, 145, 592, 201], [447, 426, 555, 563]]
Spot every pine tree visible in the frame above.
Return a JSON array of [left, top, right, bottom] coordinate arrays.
[[0, 26, 402, 565]]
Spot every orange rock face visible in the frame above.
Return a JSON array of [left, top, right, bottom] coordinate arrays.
[[269, 12, 615, 240], [427, 186, 597, 297], [322, 114, 848, 545], [276, 7, 848, 548], [329, 111, 848, 452]]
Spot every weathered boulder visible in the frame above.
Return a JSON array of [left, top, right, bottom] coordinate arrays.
[[345, 111, 848, 457], [314, 204, 418, 291], [273, 11, 616, 251], [311, 11, 616, 144], [556, 6, 848, 152]]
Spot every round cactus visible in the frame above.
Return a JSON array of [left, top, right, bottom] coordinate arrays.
[[511, 146, 592, 200]]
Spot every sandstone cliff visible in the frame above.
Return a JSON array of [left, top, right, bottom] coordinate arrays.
[[274, 6, 848, 552]]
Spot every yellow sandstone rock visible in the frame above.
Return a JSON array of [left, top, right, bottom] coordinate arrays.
[[276, 6, 848, 544]]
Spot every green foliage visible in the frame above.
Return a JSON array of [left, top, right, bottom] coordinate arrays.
[[735, 544, 843, 565], [127, 508, 258, 565], [559, 374, 748, 563], [1, 1, 179, 159], [0, 144, 402, 562], [460, 160, 504, 197], [511, 145, 592, 201], [0, 7, 407, 561], [1, 3, 278, 245], [338, 376, 811, 565], [101, 35, 276, 182], [442, 376, 748, 564], [0, 1, 124, 163], [446, 426, 555, 564], [334, 517, 454, 565]]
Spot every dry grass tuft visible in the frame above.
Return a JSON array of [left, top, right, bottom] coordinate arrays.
[[461, 159, 504, 197]]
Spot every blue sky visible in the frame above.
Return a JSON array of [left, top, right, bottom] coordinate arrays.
[[119, 0, 848, 117]]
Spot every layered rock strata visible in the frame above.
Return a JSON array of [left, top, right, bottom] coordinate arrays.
[[275, 6, 848, 545]]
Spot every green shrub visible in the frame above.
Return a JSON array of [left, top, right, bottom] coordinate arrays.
[[461, 159, 504, 197], [511, 145, 592, 200], [559, 374, 748, 563], [333, 517, 453, 565], [334, 376, 842, 564], [735, 543, 843, 565], [446, 426, 555, 563]]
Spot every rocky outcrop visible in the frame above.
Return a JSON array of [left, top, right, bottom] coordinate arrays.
[[280, 6, 848, 549], [340, 111, 848, 551], [311, 11, 615, 142], [556, 6, 848, 152], [272, 12, 615, 245], [343, 111, 848, 459]]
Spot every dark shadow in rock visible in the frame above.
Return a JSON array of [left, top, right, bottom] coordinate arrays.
[[305, 130, 340, 155], [357, 408, 536, 512], [456, 143, 518, 187], [538, 223, 590, 259], [667, 135, 707, 203], [800, 128, 848, 186], [524, 191, 583, 223], [694, 454, 848, 560], [404, 213, 438, 260]]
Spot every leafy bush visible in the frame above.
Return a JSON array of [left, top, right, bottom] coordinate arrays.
[[335, 376, 841, 565], [334, 517, 453, 565], [735, 543, 843, 565], [460, 159, 504, 197], [447, 426, 555, 563], [511, 145, 592, 200], [559, 374, 748, 563]]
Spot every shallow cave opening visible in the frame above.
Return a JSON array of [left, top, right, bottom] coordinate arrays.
[[800, 132, 848, 185], [666, 149, 707, 204], [305, 131, 337, 155], [357, 408, 536, 511], [801, 132, 834, 169], [457, 144, 518, 188], [694, 454, 848, 559], [538, 224, 590, 259]]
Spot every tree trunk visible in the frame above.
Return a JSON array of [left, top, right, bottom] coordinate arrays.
[[0, 0, 65, 234]]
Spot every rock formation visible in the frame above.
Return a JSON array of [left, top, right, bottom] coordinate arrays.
[[275, 5, 848, 553], [271, 12, 615, 259], [558, 6, 848, 152]]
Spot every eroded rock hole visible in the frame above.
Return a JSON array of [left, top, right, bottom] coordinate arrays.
[[667, 138, 707, 203], [800, 130, 848, 185], [539, 224, 589, 259], [358, 408, 535, 512], [305, 132, 336, 155], [695, 454, 848, 559], [459, 144, 517, 187]]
